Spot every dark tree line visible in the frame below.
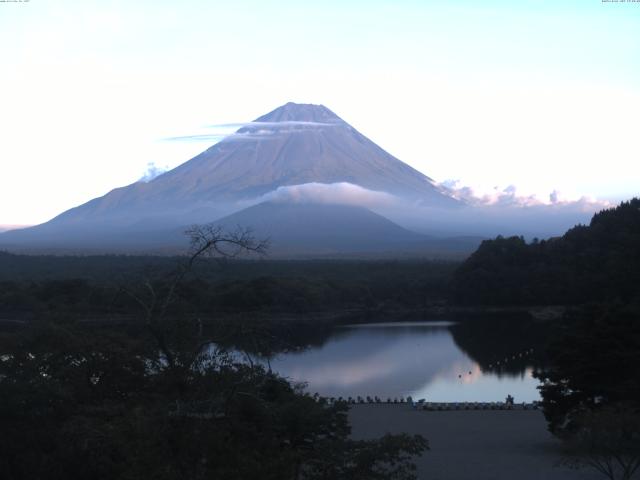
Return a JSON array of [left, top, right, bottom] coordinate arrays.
[[0, 256, 456, 318], [452, 198, 640, 306], [0, 319, 427, 480]]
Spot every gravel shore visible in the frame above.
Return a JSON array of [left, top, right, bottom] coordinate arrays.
[[349, 404, 600, 480]]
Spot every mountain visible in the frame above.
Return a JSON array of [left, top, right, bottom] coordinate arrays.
[[212, 201, 481, 257], [23, 103, 458, 224], [215, 202, 426, 256], [1, 102, 462, 253]]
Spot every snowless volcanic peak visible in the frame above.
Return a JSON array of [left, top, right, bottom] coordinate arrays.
[[253, 102, 342, 123], [151, 101, 459, 208], [1, 102, 461, 250]]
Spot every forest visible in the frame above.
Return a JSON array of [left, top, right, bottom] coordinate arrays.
[[452, 198, 640, 306], [0, 254, 455, 317]]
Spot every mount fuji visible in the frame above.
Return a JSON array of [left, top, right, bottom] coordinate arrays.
[[1, 103, 475, 255]]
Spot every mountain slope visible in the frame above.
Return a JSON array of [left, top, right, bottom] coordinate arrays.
[[215, 202, 424, 255], [39, 102, 458, 227], [214, 202, 480, 257]]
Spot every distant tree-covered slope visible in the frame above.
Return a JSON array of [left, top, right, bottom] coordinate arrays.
[[451, 198, 640, 305], [0, 254, 457, 317]]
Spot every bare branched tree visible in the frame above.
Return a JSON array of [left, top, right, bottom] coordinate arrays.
[[562, 405, 640, 480], [120, 224, 268, 369]]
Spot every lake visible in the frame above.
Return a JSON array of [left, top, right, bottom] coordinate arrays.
[[265, 320, 542, 403]]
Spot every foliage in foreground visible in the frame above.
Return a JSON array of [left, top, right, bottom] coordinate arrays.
[[535, 305, 640, 434], [0, 319, 427, 480], [535, 304, 640, 479], [561, 406, 640, 480]]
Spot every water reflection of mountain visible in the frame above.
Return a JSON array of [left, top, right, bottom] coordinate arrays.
[[269, 323, 461, 397], [449, 315, 550, 376], [266, 320, 544, 401]]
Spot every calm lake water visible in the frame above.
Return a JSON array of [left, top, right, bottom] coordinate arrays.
[[266, 321, 542, 403]]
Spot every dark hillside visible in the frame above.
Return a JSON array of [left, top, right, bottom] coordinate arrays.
[[452, 198, 640, 305]]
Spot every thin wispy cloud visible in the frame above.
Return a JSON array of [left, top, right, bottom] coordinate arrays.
[[163, 134, 228, 143], [163, 120, 342, 143]]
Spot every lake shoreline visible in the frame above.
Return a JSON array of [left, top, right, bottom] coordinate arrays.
[[0, 304, 567, 329]]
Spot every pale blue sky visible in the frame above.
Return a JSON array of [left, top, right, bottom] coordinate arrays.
[[1, 0, 639, 224]]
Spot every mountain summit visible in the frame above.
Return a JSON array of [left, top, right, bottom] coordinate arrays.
[[254, 102, 342, 123], [2, 102, 462, 252]]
